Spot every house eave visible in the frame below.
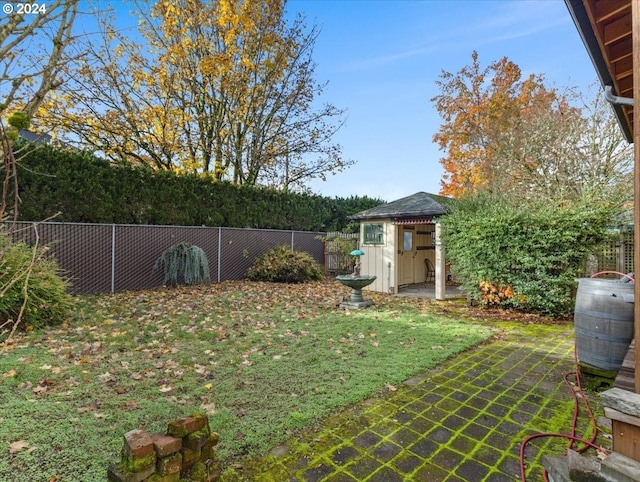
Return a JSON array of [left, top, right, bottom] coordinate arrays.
[[564, 0, 634, 142]]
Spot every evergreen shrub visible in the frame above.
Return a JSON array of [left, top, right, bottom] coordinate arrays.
[[17, 144, 382, 231], [153, 242, 210, 286], [247, 245, 324, 283], [441, 193, 612, 317]]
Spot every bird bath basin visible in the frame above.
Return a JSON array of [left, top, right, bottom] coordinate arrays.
[[336, 275, 377, 308]]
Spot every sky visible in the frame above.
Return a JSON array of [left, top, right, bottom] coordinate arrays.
[[275, 0, 600, 202], [58, 0, 601, 202]]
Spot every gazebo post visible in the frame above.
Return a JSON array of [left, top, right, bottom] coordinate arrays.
[[435, 223, 446, 300]]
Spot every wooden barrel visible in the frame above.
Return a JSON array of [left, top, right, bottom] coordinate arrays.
[[574, 278, 634, 372]]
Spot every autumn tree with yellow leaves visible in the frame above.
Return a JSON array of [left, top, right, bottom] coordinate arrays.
[[432, 51, 632, 208], [44, 0, 350, 191]]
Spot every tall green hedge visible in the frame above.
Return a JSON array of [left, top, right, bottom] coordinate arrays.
[[441, 193, 612, 317], [16, 144, 381, 231]]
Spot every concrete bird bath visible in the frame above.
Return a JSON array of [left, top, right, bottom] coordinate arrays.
[[337, 249, 376, 309]]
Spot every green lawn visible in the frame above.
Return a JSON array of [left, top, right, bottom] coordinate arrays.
[[0, 280, 493, 481]]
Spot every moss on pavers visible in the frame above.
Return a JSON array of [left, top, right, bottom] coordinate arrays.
[[220, 323, 611, 482]]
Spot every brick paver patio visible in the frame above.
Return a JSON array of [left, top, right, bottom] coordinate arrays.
[[221, 323, 610, 481]]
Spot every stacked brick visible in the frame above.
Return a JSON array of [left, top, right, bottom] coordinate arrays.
[[107, 414, 221, 482]]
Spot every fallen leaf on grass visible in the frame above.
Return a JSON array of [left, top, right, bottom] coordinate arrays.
[[1, 369, 16, 382], [124, 400, 138, 410], [9, 440, 34, 454], [32, 385, 48, 395], [385, 382, 397, 392], [77, 402, 100, 412], [200, 402, 216, 414]]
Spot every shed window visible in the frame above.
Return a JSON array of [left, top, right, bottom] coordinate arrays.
[[403, 231, 413, 251], [363, 223, 384, 245]]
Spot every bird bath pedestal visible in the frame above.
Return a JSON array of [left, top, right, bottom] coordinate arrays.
[[336, 275, 377, 309]]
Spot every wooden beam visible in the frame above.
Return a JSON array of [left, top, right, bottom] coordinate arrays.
[[603, 14, 632, 45], [633, 0, 640, 394], [608, 36, 633, 63], [614, 54, 634, 78], [595, 0, 631, 23]]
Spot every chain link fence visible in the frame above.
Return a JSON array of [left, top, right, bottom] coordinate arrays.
[[9, 222, 325, 295]]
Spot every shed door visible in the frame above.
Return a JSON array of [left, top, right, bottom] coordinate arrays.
[[399, 227, 415, 285]]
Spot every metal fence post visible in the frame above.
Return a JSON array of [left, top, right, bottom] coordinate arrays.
[[217, 227, 222, 283], [111, 223, 116, 293]]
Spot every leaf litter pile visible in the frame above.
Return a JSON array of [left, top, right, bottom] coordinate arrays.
[[0, 280, 494, 481]]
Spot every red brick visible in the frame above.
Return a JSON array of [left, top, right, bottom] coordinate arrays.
[[107, 462, 155, 482], [184, 425, 211, 451], [152, 434, 182, 457], [201, 433, 220, 460], [146, 474, 180, 482], [124, 429, 155, 459], [191, 414, 209, 431], [181, 447, 201, 470], [122, 429, 156, 473], [157, 452, 182, 476], [166, 415, 207, 438]]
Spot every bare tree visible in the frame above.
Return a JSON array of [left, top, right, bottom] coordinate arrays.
[[1, 0, 79, 343], [1, 0, 78, 221]]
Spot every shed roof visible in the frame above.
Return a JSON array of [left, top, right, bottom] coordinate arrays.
[[349, 192, 452, 221]]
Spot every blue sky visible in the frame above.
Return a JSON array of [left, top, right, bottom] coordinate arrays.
[[85, 0, 598, 202], [279, 0, 599, 201]]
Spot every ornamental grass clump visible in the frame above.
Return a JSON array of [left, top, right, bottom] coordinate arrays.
[[247, 245, 324, 283], [154, 242, 210, 286]]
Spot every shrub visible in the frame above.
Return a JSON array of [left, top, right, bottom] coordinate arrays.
[[247, 245, 324, 283], [153, 242, 210, 286], [441, 193, 612, 317], [0, 238, 73, 335]]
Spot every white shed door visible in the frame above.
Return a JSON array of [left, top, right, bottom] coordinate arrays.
[[399, 227, 415, 285]]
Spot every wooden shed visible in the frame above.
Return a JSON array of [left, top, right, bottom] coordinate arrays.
[[348, 192, 452, 298]]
